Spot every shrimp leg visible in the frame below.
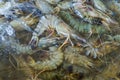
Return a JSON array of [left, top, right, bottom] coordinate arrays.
[[58, 35, 69, 50]]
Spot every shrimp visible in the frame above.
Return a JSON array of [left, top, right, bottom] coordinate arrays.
[[85, 41, 119, 58], [0, 23, 33, 54], [107, 35, 120, 43], [105, 0, 120, 16], [27, 46, 63, 71], [29, 15, 87, 49], [64, 46, 94, 69], [6, 2, 43, 32], [72, 2, 118, 31], [90, 0, 113, 15], [35, 0, 54, 14], [59, 11, 106, 38]]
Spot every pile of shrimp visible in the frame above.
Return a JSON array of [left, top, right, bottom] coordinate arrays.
[[0, 0, 120, 80]]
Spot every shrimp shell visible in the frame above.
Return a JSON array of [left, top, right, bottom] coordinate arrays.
[[35, 0, 54, 14], [105, 0, 120, 16], [56, 1, 73, 10], [85, 41, 120, 58], [92, 0, 112, 15], [11, 43, 33, 54], [64, 46, 94, 69], [59, 11, 106, 35], [107, 35, 120, 43], [38, 37, 58, 48], [27, 47, 63, 70]]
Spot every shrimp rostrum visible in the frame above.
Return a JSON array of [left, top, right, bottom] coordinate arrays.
[[29, 14, 87, 49]]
